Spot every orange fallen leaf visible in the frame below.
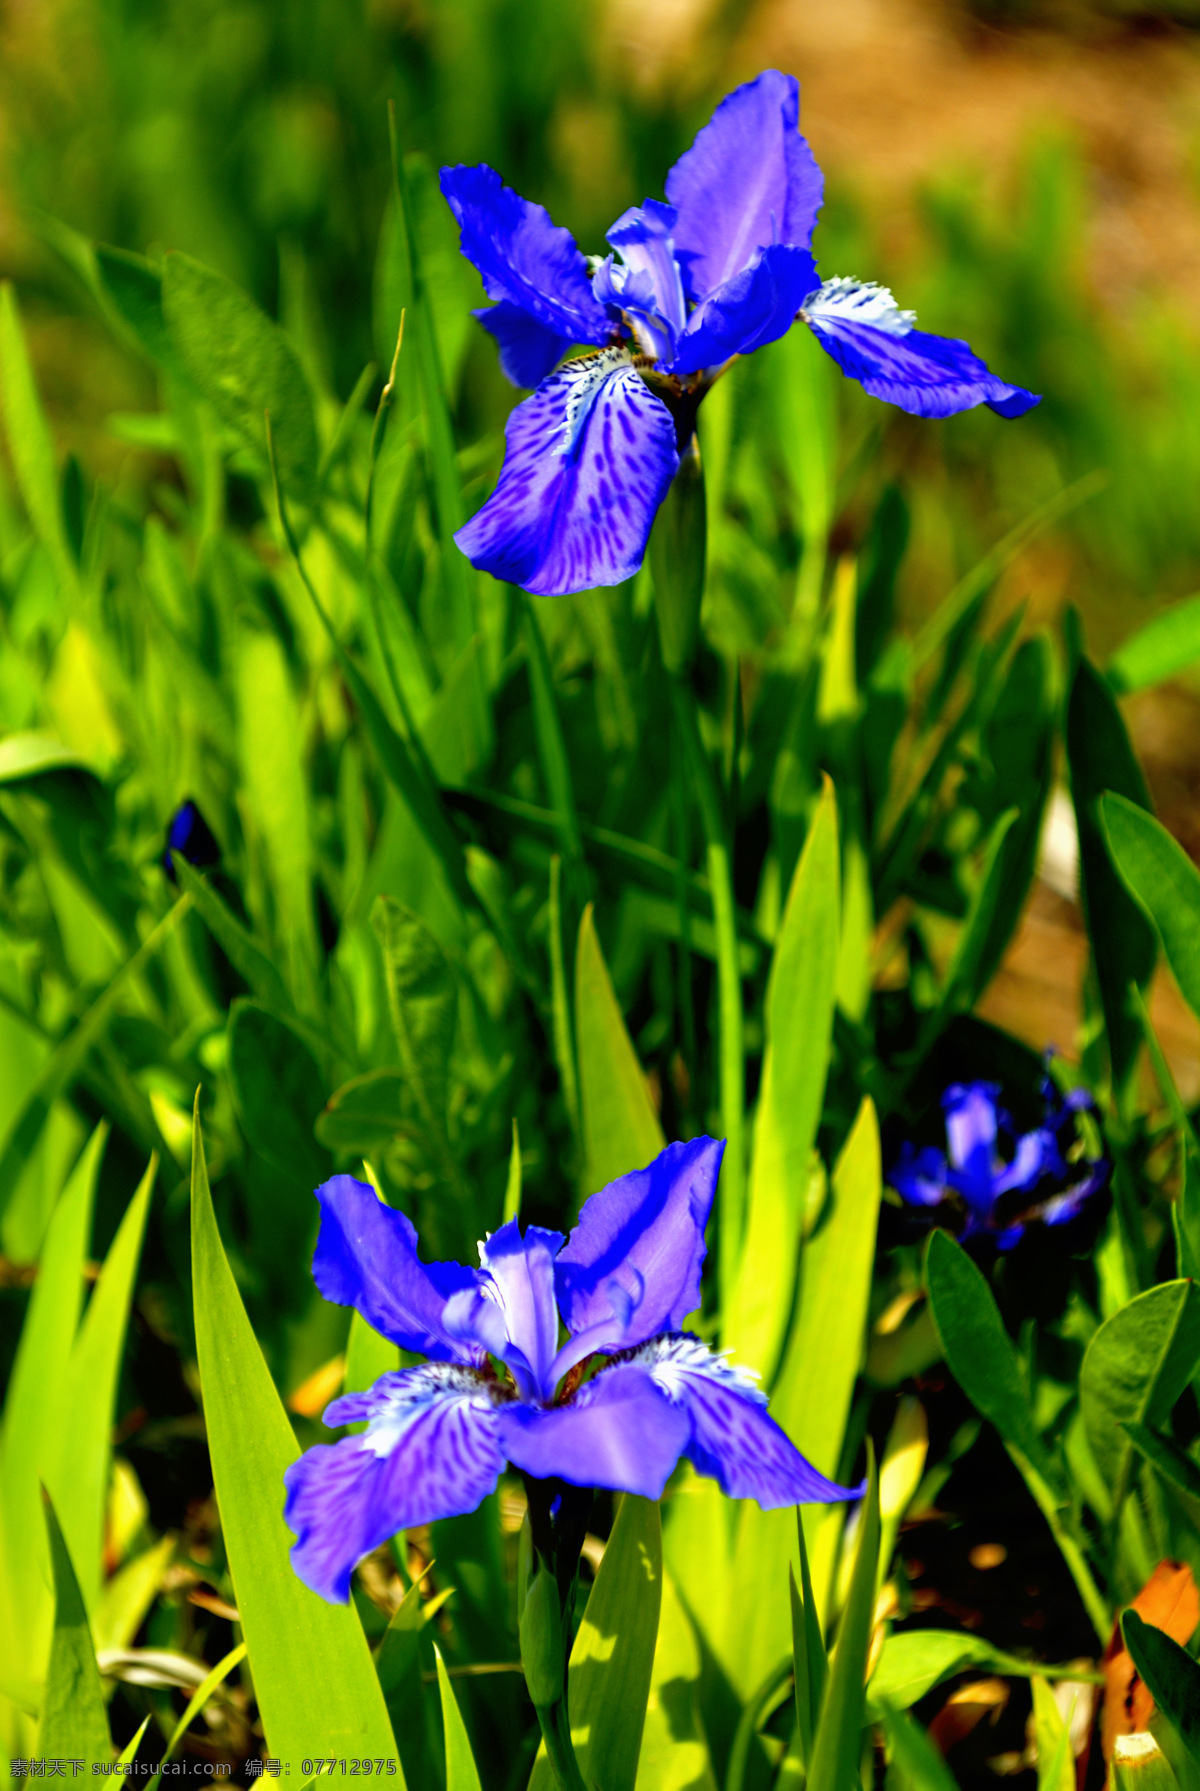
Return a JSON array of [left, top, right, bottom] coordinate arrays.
[[1102, 1559, 1199, 1761]]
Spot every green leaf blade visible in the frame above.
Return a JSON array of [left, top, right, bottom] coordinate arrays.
[[189, 1100, 400, 1764]]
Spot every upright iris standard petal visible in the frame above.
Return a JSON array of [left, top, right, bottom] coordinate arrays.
[[669, 242, 817, 377], [454, 348, 680, 597], [602, 200, 688, 360], [443, 1221, 566, 1402], [284, 1365, 505, 1603], [942, 1082, 1002, 1215], [554, 1137, 723, 1360], [802, 279, 1040, 419], [495, 1361, 691, 1498], [664, 69, 824, 302], [635, 1334, 862, 1506], [439, 164, 610, 362], [312, 1175, 480, 1363]]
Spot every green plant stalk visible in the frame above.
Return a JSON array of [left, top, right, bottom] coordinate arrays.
[[1008, 1444, 1110, 1645], [549, 854, 581, 1146], [668, 676, 745, 1299]]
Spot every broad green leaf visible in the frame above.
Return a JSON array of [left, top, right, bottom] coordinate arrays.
[[0, 284, 76, 591], [1123, 1421, 1200, 1507], [94, 1535, 175, 1653], [189, 1101, 400, 1763], [44, 1156, 156, 1612], [1033, 1675, 1075, 1791], [774, 1098, 882, 1478], [172, 859, 291, 1012], [1108, 595, 1200, 694], [315, 1070, 410, 1153], [162, 252, 318, 503], [37, 1494, 110, 1763], [1080, 1281, 1200, 1500], [969, 635, 1055, 997], [0, 732, 94, 782], [728, 776, 839, 1382], [94, 247, 182, 377], [719, 1099, 881, 1697], [574, 905, 665, 1196], [808, 1451, 880, 1791], [790, 1510, 828, 1770], [372, 895, 455, 1141], [926, 1229, 1060, 1488], [1123, 1610, 1200, 1771], [867, 1630, 1094, 1717], [228, 1000, 328, 1185], [1066, 659, 1156, 1100], [376, 1579, 440, 1790], [531, 1495, 663, 1791], [1101, 794, 1200, 1023], [635, 1568, 716, 1791], [0, 1125, 106, 1678], [877, 1698, 961, 1791], [436, 1647, 483, 1791]]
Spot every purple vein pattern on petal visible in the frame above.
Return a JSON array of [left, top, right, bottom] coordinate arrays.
[[636, 1334, 861, 1507], [283, 1365, 503, 1603], [669, 242, 817, 377], [665, 70, 823, 302], [453, 349, 680, 597], [439, 165, 610, 349], [473, 301, 574, 389], [312, 1175, 479, 1362], [555, 1137, 724, 1352], [803, 280, 1040, 419], [495, 1361, 690, 1497]]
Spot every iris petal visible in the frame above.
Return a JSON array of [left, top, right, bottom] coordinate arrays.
[[284, 1365, 504, 1603], [454, 348, 679, 597], [477, 1220, 564, 1402], [494, 1362, 690, 1498], [473, 301, 573, 389], [311, 1176, 480, 1364], [554, 1137, 724, 1356], [668, 242, 817, 376], [635, 1334, 861, 1508], [803, 280, 1040, 419], [439, 164, 610, 353], [665, 69, 823, 302]]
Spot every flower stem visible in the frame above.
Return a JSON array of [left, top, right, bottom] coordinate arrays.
[[667, 676, 746, 1302], [520, 1477, 594, 1791]]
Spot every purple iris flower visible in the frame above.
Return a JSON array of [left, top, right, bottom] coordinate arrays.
[[438, 68, 1038, 598], [163, 799, 219, 881], [284, 1136, 857, 1603], [889, 1076, 1108, 1250]]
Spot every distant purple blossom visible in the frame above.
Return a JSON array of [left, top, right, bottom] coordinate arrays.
[[439, 69, 1038, 597], [284, 1138, 857, 1604], [888, 1076, 1108, 1250]]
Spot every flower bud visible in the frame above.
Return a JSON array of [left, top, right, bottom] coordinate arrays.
[[519, 1565, 565, 1709], [650, 440, 706, 675]]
